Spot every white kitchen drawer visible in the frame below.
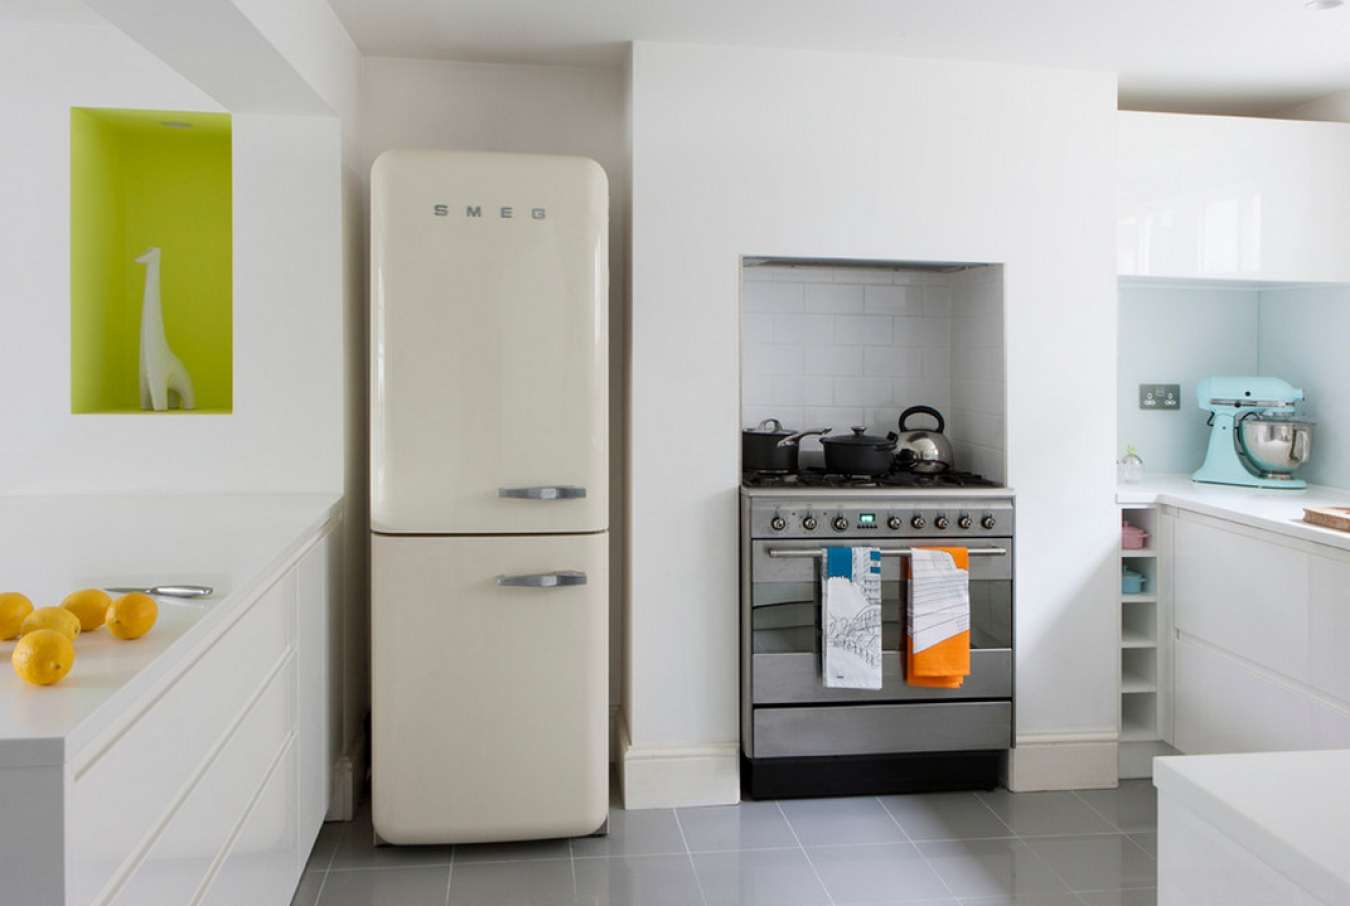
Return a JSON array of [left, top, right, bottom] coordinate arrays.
[[198, 736, 299, 906], [108, 656, 296, 906], [69, 574, 296, 906]]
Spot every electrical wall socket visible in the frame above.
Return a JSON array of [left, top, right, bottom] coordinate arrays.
[[1139, 383, 1181, 410]]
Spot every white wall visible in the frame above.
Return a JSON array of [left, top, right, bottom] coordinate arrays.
[[628, 41, 1119, 803], [358, 56, 631, 729], [1259, 286, 1350, 490], [0, 16, 343, 496], [1117, 282, 1260, 474], [949, 265, 1007, 484]]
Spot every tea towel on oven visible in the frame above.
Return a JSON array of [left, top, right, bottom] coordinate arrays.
[[906, 546, 971, 688], [821, 546, 883, 689]]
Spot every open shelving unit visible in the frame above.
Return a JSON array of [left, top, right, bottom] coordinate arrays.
[[1118, 504, 1179, 778]]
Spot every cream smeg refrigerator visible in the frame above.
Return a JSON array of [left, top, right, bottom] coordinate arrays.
[[370, 150, 608, 844]]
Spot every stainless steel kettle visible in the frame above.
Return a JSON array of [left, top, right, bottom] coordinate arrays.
[[891, 405, 954, 474]]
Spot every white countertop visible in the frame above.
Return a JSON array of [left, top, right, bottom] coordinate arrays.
[[1118, 473, 1350, 552], [1155, 751, 1350, 906], [0, 493, 341, 767]]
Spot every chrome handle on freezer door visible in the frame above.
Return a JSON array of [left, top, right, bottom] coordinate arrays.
[[497, 486, 587, 500], [766, 547, 1008, 559], [495, 571, 589, 588]]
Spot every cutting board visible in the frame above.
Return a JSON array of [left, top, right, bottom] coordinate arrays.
[[1304, 507, 1350, 533]]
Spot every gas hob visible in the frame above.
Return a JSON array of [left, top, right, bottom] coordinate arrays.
[[741, 466, 1001, 491]]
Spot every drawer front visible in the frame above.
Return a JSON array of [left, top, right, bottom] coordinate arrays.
[[753, 650, 1012, 705], [110, 657, 295, 906], [199, 736, 300, 906], [70, 574, 296, 906], [753, 702, 1012, 758]]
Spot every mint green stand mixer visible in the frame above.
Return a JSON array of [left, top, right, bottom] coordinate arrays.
[[1194, 376, 1313, 489]]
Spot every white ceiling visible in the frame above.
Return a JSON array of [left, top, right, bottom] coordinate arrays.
[[326, 0, 1350, 114]]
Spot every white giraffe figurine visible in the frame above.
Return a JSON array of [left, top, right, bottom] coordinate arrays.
[[135, 247, 195, 411]]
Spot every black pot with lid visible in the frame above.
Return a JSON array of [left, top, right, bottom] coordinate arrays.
[[742, 418, 830, 473], [820, 426, 898, 476]]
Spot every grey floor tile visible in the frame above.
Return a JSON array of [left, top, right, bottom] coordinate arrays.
[[1079, 890, 1157, 906], [306, 822, 345, 870], [453, 837, 572, 863], [916, 839, 1072, 900], [781, 797, 910, 846], [318, 866, 452, 906], [329, 819, 454, 870], [449, 858, 577, 906], [571, 807, 687, 857], [974, 791, 1116, 837], [1127, 833, 1156, 858], [1074, 782, 1158, 834], [807, 841, 953, 903], [677, 801, 799, 852], [290, 871, 324, 906], [693, 848, 830, 906], [881, 793, 1014, 841], [574, 853, 706, 906], [1025, 835, 1156, 892]]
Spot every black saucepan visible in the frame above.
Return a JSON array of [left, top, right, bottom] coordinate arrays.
[[742, 418, 830, 473], [820, 426, 898, 476]]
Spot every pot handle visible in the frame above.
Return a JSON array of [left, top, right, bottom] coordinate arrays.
[[899, 405, 945, 434], [777, 426, 831, 448]]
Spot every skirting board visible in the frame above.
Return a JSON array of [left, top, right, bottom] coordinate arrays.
[[1003, 731, 1118, 791], [618, 716, 740, 809]]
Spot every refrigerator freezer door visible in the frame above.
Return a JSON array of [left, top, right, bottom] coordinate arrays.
[[370, 150, 609, 534], [371, 532, 608, 844]]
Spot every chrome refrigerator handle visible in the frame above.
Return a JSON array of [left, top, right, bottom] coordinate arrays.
[[495, 571, 589, 588], [498, 486, 587, 500]]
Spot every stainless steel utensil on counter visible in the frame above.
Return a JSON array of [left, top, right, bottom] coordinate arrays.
[[1236, 415, 1314, 477], [104, 584, 214, 599], [891, 405, 954, 473]]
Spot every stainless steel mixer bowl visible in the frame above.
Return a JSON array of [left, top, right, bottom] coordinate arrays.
[[1237, 416, 1314, 475]]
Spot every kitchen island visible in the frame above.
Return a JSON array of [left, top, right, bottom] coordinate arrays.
[[0, 493, 342, 906]]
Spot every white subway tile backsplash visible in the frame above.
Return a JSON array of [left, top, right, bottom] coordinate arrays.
[[805, 283, 865, 314], [923, 347, 951, 380], [833, 377, 893, 407], [774, 313, 835, 345], [743, 343, 803, 376], [803, 407, 866, 432], [742, 313, 775, 345], [892, 317, 924, 347], [922, 285, 952, 317], [838, 268, 896, 285], [742, 371, 773, 405], [742, 405, 802, 431], [952, 378, 1005, 416], [835, 315, 894, 346], [863, 346, 923, 378], [743, 281, 804, 313], [801, 345, 864, 376], [771, 375, 805, 406], [864, 285, 921, 316]]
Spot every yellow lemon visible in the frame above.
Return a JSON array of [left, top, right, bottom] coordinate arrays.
[[21, 606, 81, 642], [61, 588, 112, 632], [106, 593, 157, 640], [0, 592, 34, 640], [12, 629, 75, 686]]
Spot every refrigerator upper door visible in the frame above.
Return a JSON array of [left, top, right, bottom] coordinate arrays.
[[371, 532, 608, 844], [371, 150, 608, 534]]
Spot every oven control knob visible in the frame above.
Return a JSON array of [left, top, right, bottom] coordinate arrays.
[[886, 515, 903, 530], [910, 515, 926, 530], [770, 515, 787, 532], [832, 516, 850, 532], [802, 515, 818, 531], [935, 514, 950, 530], [958, 513, 973, 530], [981, 514, 997, 530]]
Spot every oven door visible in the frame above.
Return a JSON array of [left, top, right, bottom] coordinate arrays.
[[748, 538, 1013, 705]]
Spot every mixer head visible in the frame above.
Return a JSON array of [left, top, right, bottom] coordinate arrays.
[[1196, 376, 1304, 414]]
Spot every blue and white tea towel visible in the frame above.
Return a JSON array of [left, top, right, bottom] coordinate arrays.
[[822, 546, 882, 689]]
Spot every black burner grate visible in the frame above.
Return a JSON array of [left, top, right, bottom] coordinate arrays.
[[742, 466, 1000, 489]]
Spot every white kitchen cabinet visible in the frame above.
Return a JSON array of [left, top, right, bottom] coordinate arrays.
[[1171, 509, 1350, 757], [1119, 111, 1350, 283]]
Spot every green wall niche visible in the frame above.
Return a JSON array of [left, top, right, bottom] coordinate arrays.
[[70, 108, 232, 414]]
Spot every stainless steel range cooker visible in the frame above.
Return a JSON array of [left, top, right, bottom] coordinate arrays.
[[740, 482, 1015, 799]]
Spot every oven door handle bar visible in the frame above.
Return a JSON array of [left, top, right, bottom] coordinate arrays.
[[766, 547, 1008, 559]]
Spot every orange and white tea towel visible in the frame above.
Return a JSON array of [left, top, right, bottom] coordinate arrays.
[[905, 546, 971, 688]]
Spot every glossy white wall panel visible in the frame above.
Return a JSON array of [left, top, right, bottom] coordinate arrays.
[[1119, 111, 1350, 282], [69, 574, 295, 906], [109, 657, 295, 906], [1173, 636, 1314, 755], [372, 532, 608, 843], [1173, 517, 1308, 682], [199, 737, 299, 906]]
